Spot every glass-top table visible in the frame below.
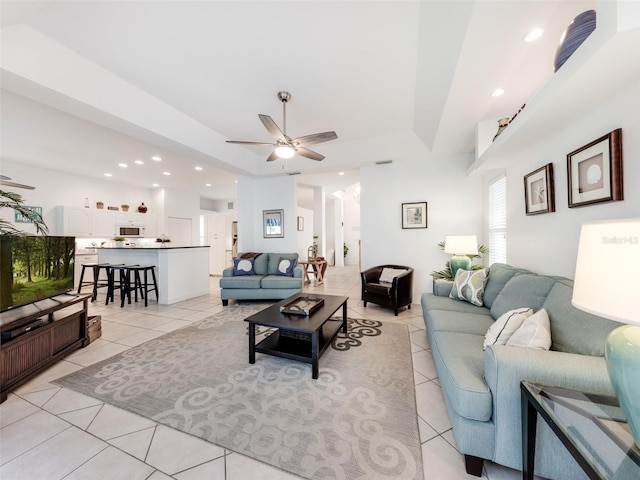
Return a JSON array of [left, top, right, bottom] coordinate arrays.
[[521, 381, 640, 480]]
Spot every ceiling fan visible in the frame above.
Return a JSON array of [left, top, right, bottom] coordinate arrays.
[[226, 91, 338, 162], [0, 175, 35, 190]]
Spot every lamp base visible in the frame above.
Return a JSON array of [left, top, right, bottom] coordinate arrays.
[[605, 324, 640, 448], [450, 255, 471, 279]]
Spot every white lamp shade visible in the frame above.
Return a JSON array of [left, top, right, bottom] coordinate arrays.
[[572, 218, 640, 325], [275, 144, 295, 159], [444, 235, 478, 255]]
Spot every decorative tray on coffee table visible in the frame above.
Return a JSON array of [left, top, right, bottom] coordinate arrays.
[[280, 296, 325, 316]]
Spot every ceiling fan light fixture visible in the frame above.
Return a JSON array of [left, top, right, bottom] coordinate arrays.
[[275, 144, 295, 159]]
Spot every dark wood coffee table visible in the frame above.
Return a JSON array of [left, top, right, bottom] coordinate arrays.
[[245, 293, 348, 379]]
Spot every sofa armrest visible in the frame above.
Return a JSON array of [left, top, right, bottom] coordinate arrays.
[[222, 267, 235, 277], [293, 265, 304, 278], [484, 345, 613, 468]]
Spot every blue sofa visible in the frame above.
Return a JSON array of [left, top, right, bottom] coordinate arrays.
[[422, 263, 621, 479], [220, 252, 303, 306]]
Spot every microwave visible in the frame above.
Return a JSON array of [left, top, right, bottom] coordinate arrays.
[[117, 225, 145, 237]]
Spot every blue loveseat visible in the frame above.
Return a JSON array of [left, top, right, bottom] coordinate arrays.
[[422, 263, 622, 479], [220, 252, 303, 306]]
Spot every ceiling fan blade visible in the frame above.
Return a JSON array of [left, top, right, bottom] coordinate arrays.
[[226, 140, 275, 146], [296, 147, 325, 161], [0, 177, 35, 189], [258, 114, 287, 142], [266, 150, 279, 162], [292, 131, 338, 147]]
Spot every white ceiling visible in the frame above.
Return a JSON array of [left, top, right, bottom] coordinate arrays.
[[0, 0, 595, 203]]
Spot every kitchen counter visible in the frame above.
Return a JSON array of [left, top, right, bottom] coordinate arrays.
[[97, 246, 210, 305]]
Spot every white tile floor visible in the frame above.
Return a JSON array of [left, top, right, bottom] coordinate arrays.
[[0, 265, 524, 479]]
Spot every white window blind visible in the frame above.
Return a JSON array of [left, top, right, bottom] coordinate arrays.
[[489, 175, 507, 265]]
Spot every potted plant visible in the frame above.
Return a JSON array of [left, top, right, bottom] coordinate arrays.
[[430, 240, 489, 280], [112, 236, 126, 247]]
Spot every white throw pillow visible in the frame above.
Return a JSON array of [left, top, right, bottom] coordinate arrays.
[[506, 308, 552, 350], [379, 267, 406, 284], [449, 268, 489, 307], [484, 307, 533, 350]]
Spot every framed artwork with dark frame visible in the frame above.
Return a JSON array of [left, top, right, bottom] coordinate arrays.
[[524, 163, 555, 215], [297, 216, 304, 231], [402, 202, 427, 229], [567, 129, 623, 208], [263, 209, 284, 238]]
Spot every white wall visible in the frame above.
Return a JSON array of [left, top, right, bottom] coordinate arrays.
[[360, 157, 484, 300], [342, 183, 361, 267], [296, 206, 314, 260], [236, 174, 298, 253], [489, 81, 640, 279]]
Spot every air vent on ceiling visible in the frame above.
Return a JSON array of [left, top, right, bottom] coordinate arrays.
[[376, 160, 393, 165]]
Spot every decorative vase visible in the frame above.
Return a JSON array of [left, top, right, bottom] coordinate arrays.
[[96, 202, 104, 209], [605, 324, 640, 448], [554, 10, 597, 72], [138, 202, 148, 213], [121, 205, 129, 212], [493, 118, 510, 142]]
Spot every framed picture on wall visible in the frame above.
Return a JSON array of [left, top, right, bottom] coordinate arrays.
[[402, 202, 427, 229], [263, 209, 284, 238], [567, 129, 623, 208], [524, 163, 555, 215]]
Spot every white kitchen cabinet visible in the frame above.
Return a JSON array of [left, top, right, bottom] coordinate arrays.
[[60, 206, 156, 238], [92, 210, 116, 236], [62, 207, 91, 236]]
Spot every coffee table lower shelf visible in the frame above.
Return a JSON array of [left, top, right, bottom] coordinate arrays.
[[255, 320, 343, 366]]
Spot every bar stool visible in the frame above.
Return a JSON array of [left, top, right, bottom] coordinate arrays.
[[106, 265, 138, 307], [77, 262, 100, 297], [129, 265, 159, 307], [77, 263, 120, 302]]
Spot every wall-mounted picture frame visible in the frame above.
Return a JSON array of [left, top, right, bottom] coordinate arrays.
[[402, 202, 427, 229], [524, 163, 555, 215], [568, 128, 623, 208], [263, 209, 284, 238], [297, 216, 304, 231]]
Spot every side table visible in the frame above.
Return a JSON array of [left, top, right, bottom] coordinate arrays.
[[299, 260, 328, 285], [521, 381, 640, 480]]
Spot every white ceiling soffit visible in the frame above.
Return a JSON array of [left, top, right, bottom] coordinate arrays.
[[0, 0, 602, 200]]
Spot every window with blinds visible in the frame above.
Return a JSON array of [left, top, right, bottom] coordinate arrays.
[[489, 175, 507, 265]]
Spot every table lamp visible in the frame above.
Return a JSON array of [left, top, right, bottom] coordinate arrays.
[[444, 235, 478, 278], [572, 218, 640, 448]]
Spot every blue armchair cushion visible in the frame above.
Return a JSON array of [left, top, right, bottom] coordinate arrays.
[[275, 257, 296, 276], [232, 257, 255, 276]]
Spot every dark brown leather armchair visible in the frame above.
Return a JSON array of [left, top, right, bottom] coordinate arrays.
[[361, 264, 413, 316]]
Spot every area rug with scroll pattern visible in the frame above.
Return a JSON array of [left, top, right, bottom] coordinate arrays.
[[56, 305, 423, 479]]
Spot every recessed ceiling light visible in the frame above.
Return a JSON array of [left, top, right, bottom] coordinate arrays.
[[338, 172, 345, 176], [195, 166, 203, 171], [104, 173, 112, 177], [134, 160, 144, 165], [525, 28, 544, 42], [118, 163, 128, 168], [163, 171, 171, 176], [152, 156, 162, 162], [491, 88, 505, 97], [205, 183, 212, 187], [152, 183, 159, 187]]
